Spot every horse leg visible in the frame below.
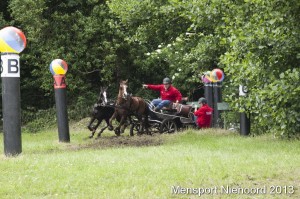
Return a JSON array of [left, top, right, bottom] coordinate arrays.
[[136, 112, 148, 136], [89, 120, 101, 138], [120, 124, 126, 134], [145, 115, 151, 135], [123, 115, 131, 135], [95, 126, 108, 139], [115, 115, 126, 136], [108, 111, 117, 131], [87, 117, 96, 131], [96, 118, 110, 138], [135, 115, 143, 136], [121, 116, 131, 134], [140, 115, 150, 136], [144, 107, 151, 135]]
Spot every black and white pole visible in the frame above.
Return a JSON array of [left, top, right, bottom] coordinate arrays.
[[213, 82, 222, 127], [239, 85, 250, 136], [204, 82, 213, 109], [0, 27, 26, 156], [50, 59, 70, 142], [203, 69, 225, 128]]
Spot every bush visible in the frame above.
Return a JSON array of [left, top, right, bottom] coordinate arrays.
[[22, 108, 57, 133]]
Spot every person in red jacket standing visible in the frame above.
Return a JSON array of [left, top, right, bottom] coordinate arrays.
[[142, 77, 182, 112], [194, 97, 213, 128]]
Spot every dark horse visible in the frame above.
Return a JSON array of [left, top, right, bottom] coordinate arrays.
[[87, 87, 115, 138], [109, 80, 150, 136]]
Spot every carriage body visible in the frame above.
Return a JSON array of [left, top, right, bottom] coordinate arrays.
[[129, 100, 196, 135]]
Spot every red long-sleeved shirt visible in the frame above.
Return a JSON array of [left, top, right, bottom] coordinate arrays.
[[194, 104, 213, 128], [146, 84, 182, 102]]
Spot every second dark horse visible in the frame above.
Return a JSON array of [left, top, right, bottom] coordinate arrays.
[[87, 87, 115, 138]]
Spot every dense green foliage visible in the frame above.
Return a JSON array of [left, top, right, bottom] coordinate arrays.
[[0, 0, 299, 136]]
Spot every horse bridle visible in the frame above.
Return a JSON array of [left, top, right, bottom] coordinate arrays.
[[94, 91, 108, 108], [101, 91, 108, 106]]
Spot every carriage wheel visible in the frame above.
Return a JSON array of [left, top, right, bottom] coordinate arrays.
[[148, 121, 160, 134], [129, 123, 141, 136], [159, 119, 178, 134]]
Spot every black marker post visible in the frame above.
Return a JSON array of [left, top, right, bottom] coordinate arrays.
[[204, 82, 213, 109], [204, 82, 213, 127], [213, 82, 222, 127], [202, 72, 214, 127], [50, 59, 70, 142], [1, 53, 22, 155], [211, 68, 224, 128], [202, 69, 225, 128], [0, 27, 26, 156]]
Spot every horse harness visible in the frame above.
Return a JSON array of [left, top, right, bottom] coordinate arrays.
[[114, 95, 143, 115]]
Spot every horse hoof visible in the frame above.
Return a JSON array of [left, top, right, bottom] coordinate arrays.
[[89, 135, 94, 139], [115, 130, 120, 136], [108, 126, 114, 131], [87, 126, 93, 131], [95, 134, 101, 139]]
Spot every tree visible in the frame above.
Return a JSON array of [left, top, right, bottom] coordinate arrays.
[[109, 0, 300, 136], [2, 0, 299, 135], [218, 0, 300, 136], [8, 0, 131, 119]]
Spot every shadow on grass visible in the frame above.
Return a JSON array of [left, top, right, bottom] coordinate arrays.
[[67, 134, 166, 151]]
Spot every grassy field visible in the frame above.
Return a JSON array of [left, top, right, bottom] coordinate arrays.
[[0, 121, 299, 199]]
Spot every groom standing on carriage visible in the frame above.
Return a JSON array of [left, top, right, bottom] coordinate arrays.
[[142, 77, 182, 112]]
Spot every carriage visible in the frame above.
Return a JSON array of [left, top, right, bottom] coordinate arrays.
[[129, 99, 197, 135]]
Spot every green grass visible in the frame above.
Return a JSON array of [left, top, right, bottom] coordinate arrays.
[[0, 124, 299, 199]]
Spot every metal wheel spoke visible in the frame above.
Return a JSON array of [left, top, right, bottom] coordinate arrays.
[[160, 119, 177, 134]]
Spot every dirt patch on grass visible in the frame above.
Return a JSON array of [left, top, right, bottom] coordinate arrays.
[[68, 134, 166, 151]]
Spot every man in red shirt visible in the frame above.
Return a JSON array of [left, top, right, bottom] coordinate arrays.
[[194, 97, 213, 128], [142, 77, 182, 112]]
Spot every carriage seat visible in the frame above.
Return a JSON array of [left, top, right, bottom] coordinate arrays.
[[176, 104, 193, 118], [161, 102, 177, 112], [160, 97, 192, 117]]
